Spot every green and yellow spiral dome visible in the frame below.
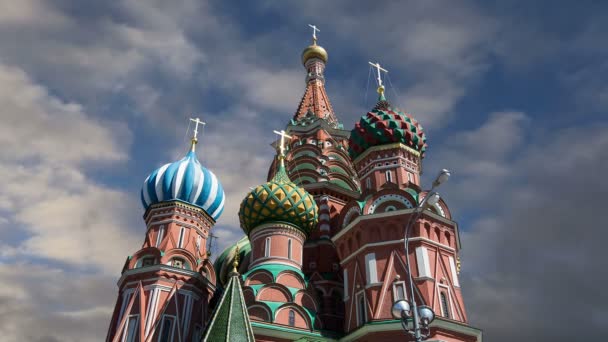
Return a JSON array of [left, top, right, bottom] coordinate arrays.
[[239, 159, 318, 235]]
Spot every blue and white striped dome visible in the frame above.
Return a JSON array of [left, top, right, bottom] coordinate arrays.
[[141, 150, 225, 221]]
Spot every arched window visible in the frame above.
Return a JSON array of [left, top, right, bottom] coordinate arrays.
[[357, 293, 366, 326], [288, 310, 295, 327], [440, 292, 451, 318], [385, 170, 393, 183], [177, 227, 186, 248], [264, 237, 271, 257], [385, 205, 397, 212], [156, 225, 165, 248], [170, 258, 189, 270], [141, 257, 155, 267]]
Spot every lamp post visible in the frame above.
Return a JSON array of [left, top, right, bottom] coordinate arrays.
[[392, 169, 451, 341]]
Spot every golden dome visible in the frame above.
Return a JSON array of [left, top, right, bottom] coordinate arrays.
[[301, 41, 328, 65]]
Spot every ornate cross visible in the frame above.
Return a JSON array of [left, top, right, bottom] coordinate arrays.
[[189, 117, 206, 141], [308, 24, 320, 41], [273, 129, 293, 157], [369, 61, 388, 88]]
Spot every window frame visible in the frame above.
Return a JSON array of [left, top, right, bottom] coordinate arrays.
[[158, 315, 176, 342]]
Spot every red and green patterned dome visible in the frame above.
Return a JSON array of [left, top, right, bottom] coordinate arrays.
[[349, 97, 427, 159]]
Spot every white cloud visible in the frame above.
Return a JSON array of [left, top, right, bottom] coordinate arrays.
[[0, 63, 139, 273]]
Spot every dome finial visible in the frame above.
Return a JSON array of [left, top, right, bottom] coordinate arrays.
[[302, 25, 328, 65], [273, 129, 293, 163], [369, 61, 388, 101], [189, 117, 206, 152], [308, 24, 320, 45], [231, 245, 240, 274]]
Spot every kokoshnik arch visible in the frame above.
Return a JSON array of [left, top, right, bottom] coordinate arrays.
[[106, 27, 483, 342]]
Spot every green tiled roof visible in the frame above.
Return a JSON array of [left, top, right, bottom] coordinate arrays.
[[202, 273, 255, 341], [242, 263, 309, 286]]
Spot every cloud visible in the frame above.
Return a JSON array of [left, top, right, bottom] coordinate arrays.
[[430, 113, 608, 341], [0, 264, 115, 342], [0, 63, 139, 273]]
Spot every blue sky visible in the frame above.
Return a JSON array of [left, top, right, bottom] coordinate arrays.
[[0, 1, 606, 341]]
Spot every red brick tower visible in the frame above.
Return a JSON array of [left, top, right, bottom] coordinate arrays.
[[266, 34, 360, 332], [106, 124, 224, 342], [331, 85, 481, 341]]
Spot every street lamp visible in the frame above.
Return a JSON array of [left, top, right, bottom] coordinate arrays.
[[392, 169, 451, 341]]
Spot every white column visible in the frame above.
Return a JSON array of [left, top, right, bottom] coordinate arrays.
[[415, 247, 432, 278]]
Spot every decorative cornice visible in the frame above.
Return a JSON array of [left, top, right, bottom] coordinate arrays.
[[249, 222, 307, 242], [333, 207, 458, 243], [352, 142, 420, 165], [144, 200, 215, 225]]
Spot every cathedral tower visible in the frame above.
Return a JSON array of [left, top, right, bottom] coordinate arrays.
[[106, 121, 224, 342], [333, 82, 480, 340], [237, 131, 322, 336]]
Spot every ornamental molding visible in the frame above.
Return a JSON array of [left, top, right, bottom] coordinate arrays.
[[352, 142, 420, 165], [144, 200, 215, 225], [367, 194, 414, 214], [250, 222, 307, 242]]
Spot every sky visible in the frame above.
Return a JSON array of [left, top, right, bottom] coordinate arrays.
[[0, 0, 606, 341]]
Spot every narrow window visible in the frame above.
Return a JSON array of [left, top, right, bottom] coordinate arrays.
[[191, 325, 202, 342], [366, 177, 371, 189], [123, 315, 138, 342], [365, 253, 378, 284], [142, 257, 155, 267], [343, 269, 348, 300], [441, 292, 451, 318], [287, 239, 292, 260], [288, 310, 295, 327], [408, 172, 413, 182], [385, 170, 393, 183], [158, 316, 174, 342], [393, 282, 406, 301], [356, 293, 366, 326], [156, 226, 164, 248], [177, 227, 186, 248], [264, 237, 271, 257]]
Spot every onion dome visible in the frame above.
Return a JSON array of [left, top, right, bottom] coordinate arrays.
[[349, 89, 427, 160], [214, 236, 251, 287], [141, 138, 225, 221], [239, 158, 318, 235], [302, 39, 328, 65]]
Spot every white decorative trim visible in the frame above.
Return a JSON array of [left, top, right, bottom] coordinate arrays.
[[367, 194, 413, 214], [339, 237, 454, 266], [122, 314, 139, 342], [364, 253, 378, 284], [392, 281, 407, 302], [342, 206, 361, 228], [416, 247, 432, 278], [334, 208, 457, 242], [449, 256, 460, 287]]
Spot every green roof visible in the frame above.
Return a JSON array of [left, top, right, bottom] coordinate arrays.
[[202, 272, 255, 341], [242, 263, 309, 286]]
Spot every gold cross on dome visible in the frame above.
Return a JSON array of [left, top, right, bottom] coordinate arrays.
[[369, 61, 388, 89], [273, 129, 293, 157], [308, 24, 320, 42]]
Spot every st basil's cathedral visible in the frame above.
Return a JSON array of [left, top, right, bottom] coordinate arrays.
[[106, 31, 483, 342]]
